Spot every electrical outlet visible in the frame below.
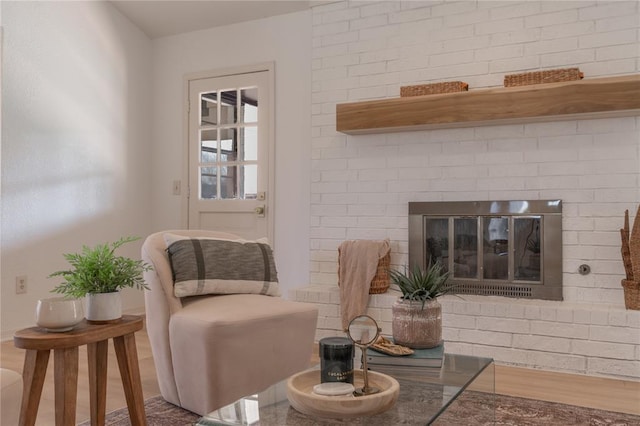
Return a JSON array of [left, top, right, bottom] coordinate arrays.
[[16, 275, 27, 294]]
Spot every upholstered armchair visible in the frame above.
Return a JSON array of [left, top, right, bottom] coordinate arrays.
[[141, 230, 318, 415]]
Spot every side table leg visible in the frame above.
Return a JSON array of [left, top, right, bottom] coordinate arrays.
[[53, 347, 79, 426], [113, 333, 147, 426], [88, 340, 109, 426], [19, 349, 50, 426]]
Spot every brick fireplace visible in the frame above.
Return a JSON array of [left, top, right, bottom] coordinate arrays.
[[293, 0, 640, 381]]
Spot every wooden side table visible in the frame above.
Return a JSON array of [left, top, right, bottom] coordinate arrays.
[[14, 315, 147, 426]]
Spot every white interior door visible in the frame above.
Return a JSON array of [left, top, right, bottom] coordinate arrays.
[[187, 69, 273, 241]]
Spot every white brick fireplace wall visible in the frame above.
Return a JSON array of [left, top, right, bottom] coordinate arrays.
[[292, 0, 640, 380]]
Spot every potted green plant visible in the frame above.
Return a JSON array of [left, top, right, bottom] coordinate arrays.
[[49, 236, 152, 322], [388, 261, 453, 349]]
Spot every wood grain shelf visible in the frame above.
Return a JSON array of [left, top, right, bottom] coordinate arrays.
[[336, 74, 640, 135]]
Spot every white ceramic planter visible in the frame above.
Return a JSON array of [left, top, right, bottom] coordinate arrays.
[[36, 297, 84, 332], [85, 292, 122, 322]]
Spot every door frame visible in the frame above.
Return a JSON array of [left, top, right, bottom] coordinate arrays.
[[181, 62, 276, 244]]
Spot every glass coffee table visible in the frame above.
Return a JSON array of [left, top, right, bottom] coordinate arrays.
[[197, 353, 494, 425]]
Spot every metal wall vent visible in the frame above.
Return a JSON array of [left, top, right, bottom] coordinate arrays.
[[455, 283, 533, 298]]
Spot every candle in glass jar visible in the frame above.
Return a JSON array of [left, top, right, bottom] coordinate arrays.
[[319, 337, 354, 384]]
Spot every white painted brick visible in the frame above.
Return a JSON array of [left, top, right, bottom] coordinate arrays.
[[528, 351, 587, 372], [524, 37, 579, 56], [579, 2, 639, 21], [359, 1, 400, 18], [461, 329, 513, 347], [596, 44, 640, 61], [580, 28, 637, 49], [491, 28, 541, 46], [590, 325, 640, 344], [442, 313, 477, 329], [541, 20, 595, 40], [531, 321, 590, 339], [443, 8, 490, 27], [313, 21, 350, 37], [321, 7, 360, 24], [350, 14, 388, 31], [389, 6, 431, 24], [596, 14, 640, 32], [431, 1, 478, 18], [475, 44, 523, 61], [525, 9, 578, 28], [541, 49, 595, 67], [429, 50, 475, 67], [513, 334, 572, 353], [476, 317, 530, 334], [490, 2, 541, 20], [489, 56, 540, 73], [475, 17, 524, 35], [582, 58, 637, 77], [588, 358, 640, 379], [444, 34, 491, 52]]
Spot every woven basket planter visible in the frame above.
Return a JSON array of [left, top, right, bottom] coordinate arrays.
[[504, 68, 584, 87], [400, 81, 469, 97], [622, 279, 640, 310]]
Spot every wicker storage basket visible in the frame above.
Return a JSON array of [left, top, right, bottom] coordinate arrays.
[[369, 252, 391, 294], [400, 81, 469, 97], [504, 68, 584, 87], [622, 279, 640, 310], [338, 250, 390, 294]]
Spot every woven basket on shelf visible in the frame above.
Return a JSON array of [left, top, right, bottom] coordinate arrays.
[[504, 68, 584, 87], [622, 280, 640, 310], [400, 81, 469, 97]]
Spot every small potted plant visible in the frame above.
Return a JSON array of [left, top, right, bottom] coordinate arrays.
[[388, 261, 454, 349], [49, 236, 152, 322]]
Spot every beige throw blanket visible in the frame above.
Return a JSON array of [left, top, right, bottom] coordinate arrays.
[[338, 239, 390, 331]]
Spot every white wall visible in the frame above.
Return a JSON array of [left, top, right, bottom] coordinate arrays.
[[150, 11, 312, 298], [1, 1, 152, 338], [301, 0, 640, 379]]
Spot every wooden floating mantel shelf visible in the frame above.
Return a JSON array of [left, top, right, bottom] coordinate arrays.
[[336, 74, 640, 135]]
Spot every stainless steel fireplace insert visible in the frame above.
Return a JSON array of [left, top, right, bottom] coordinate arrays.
[[408, 200, 562, 300]]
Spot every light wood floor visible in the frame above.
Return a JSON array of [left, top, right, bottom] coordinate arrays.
[[1, 321, 639, 425]]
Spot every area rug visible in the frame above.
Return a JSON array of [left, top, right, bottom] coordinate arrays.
[[83, 392, 640, 426]]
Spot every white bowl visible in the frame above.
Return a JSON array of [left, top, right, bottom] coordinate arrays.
[[36, 297, 84, 332]]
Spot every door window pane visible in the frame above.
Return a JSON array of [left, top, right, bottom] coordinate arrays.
[[200, 167, 217, 199], [200, 129, 217, 163], [483, 217, 509, 280], [220, 129, 237, 162], [241, 165, 258, 199], [241, 87, 258, 123], [515, 217, 541, 282], [220, 165, 237, 199], [453, 218, 477, 278], [201, 93, 217, 125], [241, 127, 258, 161], [220, 90, 238, 125]]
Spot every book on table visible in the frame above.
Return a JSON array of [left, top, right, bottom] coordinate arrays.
[[366, 340, 444, 368], [368, 363, 443, 381]]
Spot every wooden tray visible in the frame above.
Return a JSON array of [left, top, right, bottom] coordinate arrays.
[[286, 369, 399, 419]]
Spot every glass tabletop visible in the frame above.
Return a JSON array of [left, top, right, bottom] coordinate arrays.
[[197, 353, 494, 425]]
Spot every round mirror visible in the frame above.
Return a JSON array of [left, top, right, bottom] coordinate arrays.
[[347, 315, 380, 347], [346, 315, 382, 396]]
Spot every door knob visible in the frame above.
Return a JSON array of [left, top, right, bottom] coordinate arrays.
[[255, 206, 265, 217]]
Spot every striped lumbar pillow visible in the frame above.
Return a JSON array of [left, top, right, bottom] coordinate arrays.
[[164, 233, 280, 298]]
